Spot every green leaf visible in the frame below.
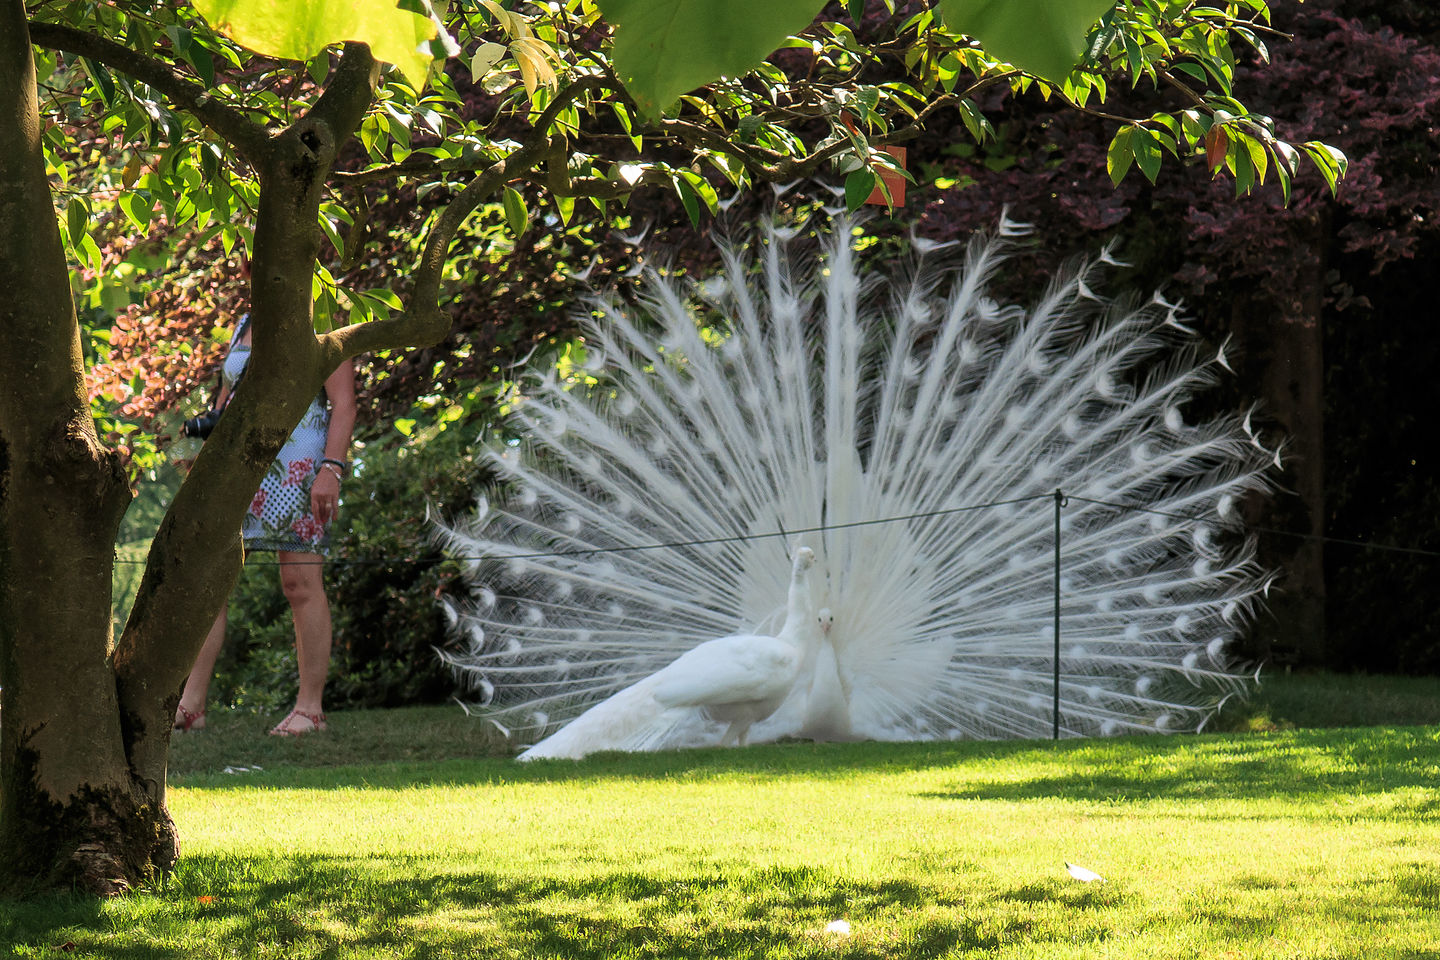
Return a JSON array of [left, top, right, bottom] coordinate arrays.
[[1232, 143, 1255, 195], [1276, 162, 1292, 207], [1106, 125, 1134, 186], [1171, 62, 1207, 88], [1179, 108, 1210, 146], [1238, 131, 1266, 184], [502, 186, 529, 237], [955, 98, 993, 144], [674, 175, 701, 227], [185, 42, 217, 87], [678, 170, 720, 214], [844, 169, 875, 211], [1151, 113, 1181, 141], [66, 197, 89, 245], [193, 0, 447, 87], [79, 232, 104, 277], [554, 193, 575, 226], [81, 57, 116, 106], [1300, 141, 1346, 196], [937, 0, 1116, 82], [1132, 126, 1162, 182], [367, 288, 404, 310], [1272, 139, 1299, 175], [597, 0, 828, 116], [118, 192, 154, 232]]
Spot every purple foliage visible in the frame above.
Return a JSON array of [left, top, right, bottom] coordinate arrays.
[[910, 7, 1440, 323]]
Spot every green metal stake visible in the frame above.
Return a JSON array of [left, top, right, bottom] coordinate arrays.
[[1053, 488, 1064, 740]]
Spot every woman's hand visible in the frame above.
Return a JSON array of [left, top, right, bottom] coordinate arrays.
[[311, 466, 341, 525]]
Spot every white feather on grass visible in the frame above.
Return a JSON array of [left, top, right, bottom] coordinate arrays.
[[1065, 862, 1106, 883]]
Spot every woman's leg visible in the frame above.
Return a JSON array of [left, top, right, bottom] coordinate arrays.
[[274, 550, 331, 731], [175, 608, 227, 729]]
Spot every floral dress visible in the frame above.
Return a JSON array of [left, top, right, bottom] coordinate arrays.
[[223, 317, 333, 555]]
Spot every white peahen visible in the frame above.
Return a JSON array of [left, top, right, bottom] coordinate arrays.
[[512, 546, 828, 759], [437, 212, 1275, 758]]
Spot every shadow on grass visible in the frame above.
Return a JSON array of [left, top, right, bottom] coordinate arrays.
[[8, 854, 1437, 957], [176, 725, 1440, 815], [913, 726, 1440, 813], [0, 856, 1093, 959]]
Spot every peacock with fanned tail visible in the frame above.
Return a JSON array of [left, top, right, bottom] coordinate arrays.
[[437, 213, 1276, 760]]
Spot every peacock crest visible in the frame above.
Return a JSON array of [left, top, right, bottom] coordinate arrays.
[[437, 212, 1276, 759]]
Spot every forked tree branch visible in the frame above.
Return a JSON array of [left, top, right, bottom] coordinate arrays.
[[318, 76, 603, 364]]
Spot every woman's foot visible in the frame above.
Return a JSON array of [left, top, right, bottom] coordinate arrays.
[[174, 704, 206, 732], [269, 708, 327, 736]]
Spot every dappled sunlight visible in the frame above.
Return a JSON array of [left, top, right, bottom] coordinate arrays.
[[916, 727, 1440, 813], [8, 726, 1439, 957], [8, 847, 1438, 958]]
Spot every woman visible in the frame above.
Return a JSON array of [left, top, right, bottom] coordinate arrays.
[[174, 311, 357, 736]]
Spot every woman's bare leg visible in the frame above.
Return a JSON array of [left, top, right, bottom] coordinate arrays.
[[175, 609, 227, 729], [274, 550, 331, 731]]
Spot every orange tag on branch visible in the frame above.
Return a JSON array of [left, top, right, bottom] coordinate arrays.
[[866, 145, 908, 207]]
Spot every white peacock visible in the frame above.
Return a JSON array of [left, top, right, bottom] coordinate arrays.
[[437, 213, 1275, 759]]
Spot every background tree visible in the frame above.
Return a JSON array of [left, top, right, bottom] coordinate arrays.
[[894, 0, 1440, 669], [2, 0, 1341, 896]]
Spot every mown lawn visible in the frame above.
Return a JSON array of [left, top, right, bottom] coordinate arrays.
[[2, 671, 1437, 959]]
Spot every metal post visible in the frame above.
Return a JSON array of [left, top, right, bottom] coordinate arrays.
[[1053, 488, 1063, 740]]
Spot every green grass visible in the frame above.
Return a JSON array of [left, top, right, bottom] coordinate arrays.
[[1221, 670, 1440, 731], [3, 671, 1438, 959]]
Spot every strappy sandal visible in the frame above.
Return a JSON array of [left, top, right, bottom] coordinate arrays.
[[268, 708, 327, 736], [173, 704, 206, 732]]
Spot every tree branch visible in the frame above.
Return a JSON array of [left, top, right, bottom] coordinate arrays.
[[334, 74, 611, 187], [26, 19, 270, 163], [305, 43, 380, 145], [319, 78, 604, 363], [1156, 67, 1210, 110]]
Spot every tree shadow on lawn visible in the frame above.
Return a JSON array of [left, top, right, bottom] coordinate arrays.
[[2, 856, 1108, 959], [13, 854, 1437, 959], [178, 725, 1440, 813], [914, 726, 1440, 813]]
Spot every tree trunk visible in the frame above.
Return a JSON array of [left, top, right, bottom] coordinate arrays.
[[1234, 210, 1328, 666], [1, 20, 389, 893], [0, 0, 178, 895], [3, 19, 470, 892]]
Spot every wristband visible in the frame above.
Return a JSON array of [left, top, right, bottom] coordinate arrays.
[[319, 461, 345, 481], [320, 457, 348, 477]]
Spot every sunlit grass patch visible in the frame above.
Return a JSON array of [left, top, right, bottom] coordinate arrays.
[[5, 722, 1440, 958]]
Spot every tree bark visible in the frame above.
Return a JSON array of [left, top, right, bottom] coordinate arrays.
[[2, 20, 554, 893], [1234, 210, 1328, 666], [0, 0, 174, 895]]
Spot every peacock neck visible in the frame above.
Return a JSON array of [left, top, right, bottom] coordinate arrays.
[[785, 570, 812, 634]]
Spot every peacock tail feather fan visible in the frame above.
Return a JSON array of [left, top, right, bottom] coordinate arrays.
[[436, 213, 1277, 758]]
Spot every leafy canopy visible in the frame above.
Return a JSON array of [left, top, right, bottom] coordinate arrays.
[[35, 0, 1345, 478]]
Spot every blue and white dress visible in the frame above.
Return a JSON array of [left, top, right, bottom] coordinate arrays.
[[222, 316, 333, 555]]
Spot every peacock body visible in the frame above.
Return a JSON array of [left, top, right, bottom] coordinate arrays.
[[438, 214, 1275, 759]]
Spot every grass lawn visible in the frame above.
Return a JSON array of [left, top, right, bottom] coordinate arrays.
[[2, 672, 1438, 959]]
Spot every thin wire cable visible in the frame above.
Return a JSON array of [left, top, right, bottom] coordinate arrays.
[[110, 493, 1056, 567], [1068, 494, 1440, 559], [111, 490, 1440, 566]]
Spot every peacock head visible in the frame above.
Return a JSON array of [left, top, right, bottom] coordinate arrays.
[[816, 607, 834, 634], [793, 546, 815, 571]]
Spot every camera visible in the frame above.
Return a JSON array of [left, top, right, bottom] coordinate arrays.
[[181, 409, 223, 439]]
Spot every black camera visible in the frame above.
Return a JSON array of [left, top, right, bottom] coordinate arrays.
[[181, 409, 223, 439]]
